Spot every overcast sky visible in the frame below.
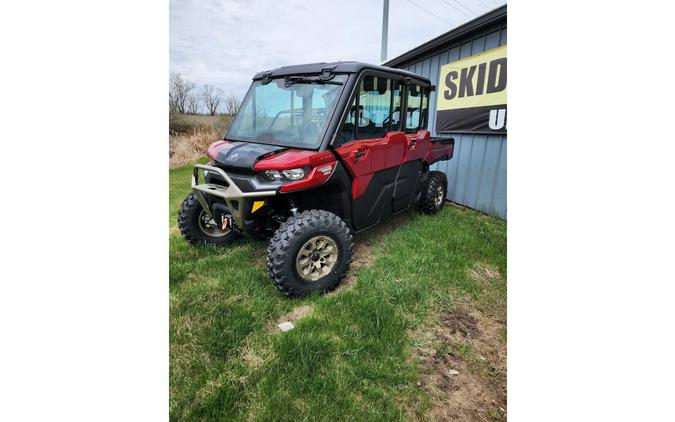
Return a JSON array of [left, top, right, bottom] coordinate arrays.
[[170, 0, 506, 104]]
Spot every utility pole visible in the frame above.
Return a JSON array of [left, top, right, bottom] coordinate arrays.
[[381, 0, 389, 62]]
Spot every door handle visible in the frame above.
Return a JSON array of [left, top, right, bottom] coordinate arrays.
[[354, 149, 366, 159], [408, 138, 419, 149]]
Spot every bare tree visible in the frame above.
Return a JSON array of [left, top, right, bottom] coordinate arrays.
[[201, 85, 223, 116], [186, 93, 200, 115], [225, 94, 241, 116], [169, 73, 195, 114]]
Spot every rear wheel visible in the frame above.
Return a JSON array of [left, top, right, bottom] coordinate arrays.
[[178, 193, 239, 245], [267, 210, 353, 298], [419, 171, 447, 214]]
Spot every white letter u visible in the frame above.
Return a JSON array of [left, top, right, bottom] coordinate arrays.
[[489, 109, 506, 130]]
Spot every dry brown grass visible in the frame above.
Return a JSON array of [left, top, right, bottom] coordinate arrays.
[[169, 129, 221, 168], [169, 114, 232, 168]]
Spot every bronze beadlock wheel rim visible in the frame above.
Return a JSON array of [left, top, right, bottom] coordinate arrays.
[[295, 235, 339, 282], [198, 210, 231, 237], [435, 185, 444, 207]]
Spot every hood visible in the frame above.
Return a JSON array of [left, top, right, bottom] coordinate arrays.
[[214, 141, 287, 170]]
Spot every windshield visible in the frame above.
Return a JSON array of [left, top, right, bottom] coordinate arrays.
[[227, 75, 348, 149]]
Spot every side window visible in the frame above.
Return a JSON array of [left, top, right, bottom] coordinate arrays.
[[336, 97, 357, 144], [390, 80, 402, 131], [355, 76, 392, 140], [420, 87, 429, 129], [405, 84, 422, 133]]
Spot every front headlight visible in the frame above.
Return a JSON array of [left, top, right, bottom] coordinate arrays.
[[281, 168, 306, 180], [264, 170, 283, 180], [264, 168, 306, 181]]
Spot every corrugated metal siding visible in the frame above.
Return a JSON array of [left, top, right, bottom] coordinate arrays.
[[398, 24, 507, 219]]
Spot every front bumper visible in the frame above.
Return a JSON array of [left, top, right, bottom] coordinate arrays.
[[191, 164, 277, 229]]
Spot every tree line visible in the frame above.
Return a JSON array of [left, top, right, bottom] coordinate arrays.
[[169, 73, 241, 116]]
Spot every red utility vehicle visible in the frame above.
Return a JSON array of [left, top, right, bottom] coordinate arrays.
[[179, 62, 454, 297]]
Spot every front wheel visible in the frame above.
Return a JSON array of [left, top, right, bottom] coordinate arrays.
[[267, 210, 353, 298], [178, 193, 239, 246]]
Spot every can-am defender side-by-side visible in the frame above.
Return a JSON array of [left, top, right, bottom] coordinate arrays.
[[178, 62, 454, 297]]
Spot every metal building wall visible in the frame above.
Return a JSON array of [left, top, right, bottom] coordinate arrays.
[[398, 24, 507, 218]]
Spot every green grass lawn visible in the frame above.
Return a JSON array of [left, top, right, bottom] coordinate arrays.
[[170, 159, 507, 421]]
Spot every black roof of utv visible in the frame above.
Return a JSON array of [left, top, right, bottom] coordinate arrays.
[[252, 61, 431, 85]]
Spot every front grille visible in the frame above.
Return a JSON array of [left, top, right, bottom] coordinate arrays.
[[204, 172, 228, 187], [206, 168, 259, 193]]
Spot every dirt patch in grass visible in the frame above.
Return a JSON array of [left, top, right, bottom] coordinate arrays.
[[425, 354, 504, 421], [411, 296, 506, 421], [407, 264, 507, 421], [442, 307, 479, 338], [336, 211, 412, 292], [282, 304, 314, 321], [338, 240, 376, 291], [268, 304, 315, 333]]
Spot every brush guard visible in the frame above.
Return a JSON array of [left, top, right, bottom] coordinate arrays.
[[191, 164, 276, 229]]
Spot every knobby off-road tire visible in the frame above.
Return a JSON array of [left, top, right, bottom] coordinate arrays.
[[178, 193, 239, 246], [419, 171, 448, 214], [267, 210, 353, 298]]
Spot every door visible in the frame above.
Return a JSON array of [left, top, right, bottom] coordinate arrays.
[[334, 75, 406, 230], [393, 83, 431, 211]]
